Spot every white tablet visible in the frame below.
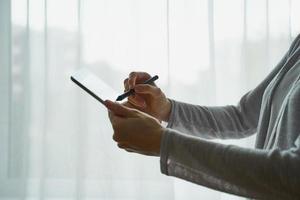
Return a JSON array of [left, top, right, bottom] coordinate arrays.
[[71, 68, 120, 105]]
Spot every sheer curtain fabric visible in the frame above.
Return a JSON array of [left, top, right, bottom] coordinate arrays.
[[0, 0, 299, 199]]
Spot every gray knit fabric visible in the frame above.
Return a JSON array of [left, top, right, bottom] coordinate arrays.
[[160, 34, 300, 200]]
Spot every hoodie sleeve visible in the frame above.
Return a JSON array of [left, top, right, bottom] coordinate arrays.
[[166, 34, 300, 140], [160, 128, 300, 199]]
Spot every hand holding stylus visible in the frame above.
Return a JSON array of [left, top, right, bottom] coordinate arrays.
[[116, 75, 159, 101], [105, 71, 171, 156], [122, 72, 171, 122]]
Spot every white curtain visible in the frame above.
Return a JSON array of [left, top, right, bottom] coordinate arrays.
[[0, 0, 299, 199]]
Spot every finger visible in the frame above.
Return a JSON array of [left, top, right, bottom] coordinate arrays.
[[108, 110, 119, 124], [108, 110, 113, 120], [122, 101, 136, 109], [117, 143, 129, 149], [113, 132, 122, 142], [125, 149, 135, 153], [133, 72, 152, 82], [134, 84, 161, 96], [117, 142, 155, 155], [128, 95, 146, 108], [119, 144, 137, 153], [108, 113, 125, 129], [105, 100, 138, 117], [128, 72, 152, 87], [123, 78, 129, 91], [123, 147, 154, 156], [128, 72, 137, 89], [117, 143, 137, 153]]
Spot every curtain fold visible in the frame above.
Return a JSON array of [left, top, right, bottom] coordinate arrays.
[[0, 0, 299, 199]]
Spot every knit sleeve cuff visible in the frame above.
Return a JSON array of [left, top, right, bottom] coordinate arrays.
[[166, 99, 176, 129], [160, 128, 172, 175]]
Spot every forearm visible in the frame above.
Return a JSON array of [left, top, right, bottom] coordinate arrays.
[[166, 98, 257, 139], [166, 35, 300, 140]]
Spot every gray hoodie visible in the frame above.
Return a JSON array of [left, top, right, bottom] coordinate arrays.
[[160, 34, 300, 200]]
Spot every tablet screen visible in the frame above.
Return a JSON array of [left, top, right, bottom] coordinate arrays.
[[71, 68, 120, 105]]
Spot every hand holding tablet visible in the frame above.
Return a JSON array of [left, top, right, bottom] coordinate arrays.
[[70, 69, 170, 157]]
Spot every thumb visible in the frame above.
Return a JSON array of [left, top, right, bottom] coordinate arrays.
[[105, 100, 137, 117], [134, 84, 160, 96]]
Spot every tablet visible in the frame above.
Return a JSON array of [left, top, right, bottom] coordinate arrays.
[[71, 68, 120, 105]]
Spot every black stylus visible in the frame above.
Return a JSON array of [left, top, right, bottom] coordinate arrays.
[[116, 75, 159, 101]]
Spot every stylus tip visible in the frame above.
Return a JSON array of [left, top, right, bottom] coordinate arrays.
[[116, 96, 123, 101]]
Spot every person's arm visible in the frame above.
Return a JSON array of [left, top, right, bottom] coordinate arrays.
[[166, 34, 300, 139], [160, 129, 300, 199]]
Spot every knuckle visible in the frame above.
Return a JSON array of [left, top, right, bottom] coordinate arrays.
[[110, 119, 118, 128], [144, 85, 156, 94], [143, 84, 151, 90], [156, 87, 162, 94], [128, 79, 135, 88], [128, 97, 139, 106], [129, 71, 136, 78], [124, 83, 129, 92], [112, 133, 120, 142], [141, 72, 151, 78], [128, 78, 134, 84], [108, 111, 112, 119], [128, 96, 135, 102], [112, 133, 117, 142]]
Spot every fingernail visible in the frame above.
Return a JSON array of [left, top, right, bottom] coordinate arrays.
[[104, 100, 113, 107], [105, 100, 112, 104]]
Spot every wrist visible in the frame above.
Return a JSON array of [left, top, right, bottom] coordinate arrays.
[[155, 126, 166, 156]]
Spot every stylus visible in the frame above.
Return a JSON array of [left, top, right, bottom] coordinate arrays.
[[116, 75, 159, 101]]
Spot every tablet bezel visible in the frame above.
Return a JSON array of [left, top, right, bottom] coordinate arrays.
[[71, 75, 108, 105]]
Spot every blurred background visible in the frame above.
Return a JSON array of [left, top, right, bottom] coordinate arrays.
[[0, 0, 299, 199]]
